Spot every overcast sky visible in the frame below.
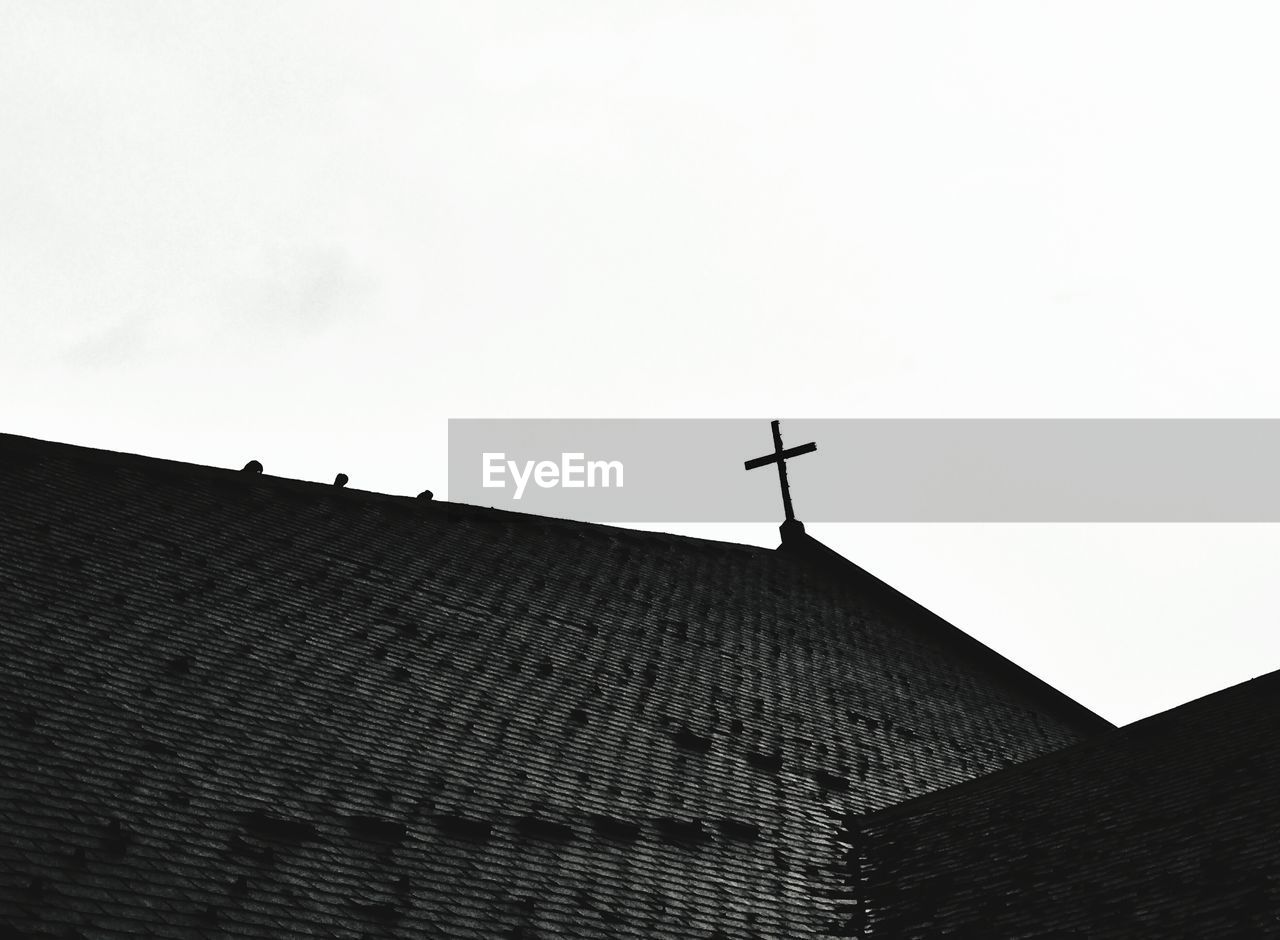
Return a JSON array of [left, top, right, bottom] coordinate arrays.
[[5, 2, 1280, 725]]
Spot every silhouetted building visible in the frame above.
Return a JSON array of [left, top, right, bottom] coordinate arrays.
[[0, 433, 1274, 937]]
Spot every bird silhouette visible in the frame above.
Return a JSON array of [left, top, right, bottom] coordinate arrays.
[[242, 460, 263, 474], [334, 473, 349, 488]]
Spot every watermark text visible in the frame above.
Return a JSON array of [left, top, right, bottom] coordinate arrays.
[[482, 452, 624, 500]]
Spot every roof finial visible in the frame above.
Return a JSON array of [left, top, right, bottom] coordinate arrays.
[[334, 473, 349, 488], [744, 419, 817, 535]]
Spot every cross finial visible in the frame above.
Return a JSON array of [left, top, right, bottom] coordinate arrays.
[[744, 420, 817, 529]]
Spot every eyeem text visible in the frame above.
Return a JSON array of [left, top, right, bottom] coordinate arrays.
[[482, 452, 624, 500]]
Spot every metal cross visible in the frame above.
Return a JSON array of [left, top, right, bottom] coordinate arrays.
[[744, 420, 817, 522]]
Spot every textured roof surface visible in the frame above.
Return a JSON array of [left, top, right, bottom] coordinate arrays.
[[0, 434, 1105, 939], [837, 669, 1280, 937]]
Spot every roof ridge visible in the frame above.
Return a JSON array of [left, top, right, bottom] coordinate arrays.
[[0, 431, 774, 555], [780, 527, 1115, 736]]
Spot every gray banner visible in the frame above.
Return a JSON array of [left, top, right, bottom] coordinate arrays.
[[447, 419, 1280, 522]]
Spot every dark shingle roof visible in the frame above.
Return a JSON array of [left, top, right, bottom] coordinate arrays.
[[0, 433, 1107, 938], [837, 668, 1280, 937]]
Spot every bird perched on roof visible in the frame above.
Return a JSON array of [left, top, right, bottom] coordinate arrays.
[[417, 489, 434, 501], [242, 460, 263, 474], [334, 473, 349, 488]]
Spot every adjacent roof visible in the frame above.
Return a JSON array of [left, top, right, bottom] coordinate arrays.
[[837, 668, 1280, 937], [0, 433, 1107, 938]]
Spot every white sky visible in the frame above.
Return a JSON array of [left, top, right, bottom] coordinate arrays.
[[4, 2, 1280, 725]]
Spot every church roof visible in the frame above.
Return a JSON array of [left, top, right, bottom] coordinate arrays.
[[840, 667, 1280, 936], [0, 433, 1112, 938]]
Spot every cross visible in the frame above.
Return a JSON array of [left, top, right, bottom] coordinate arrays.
[[744, 420, 817, 523]]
